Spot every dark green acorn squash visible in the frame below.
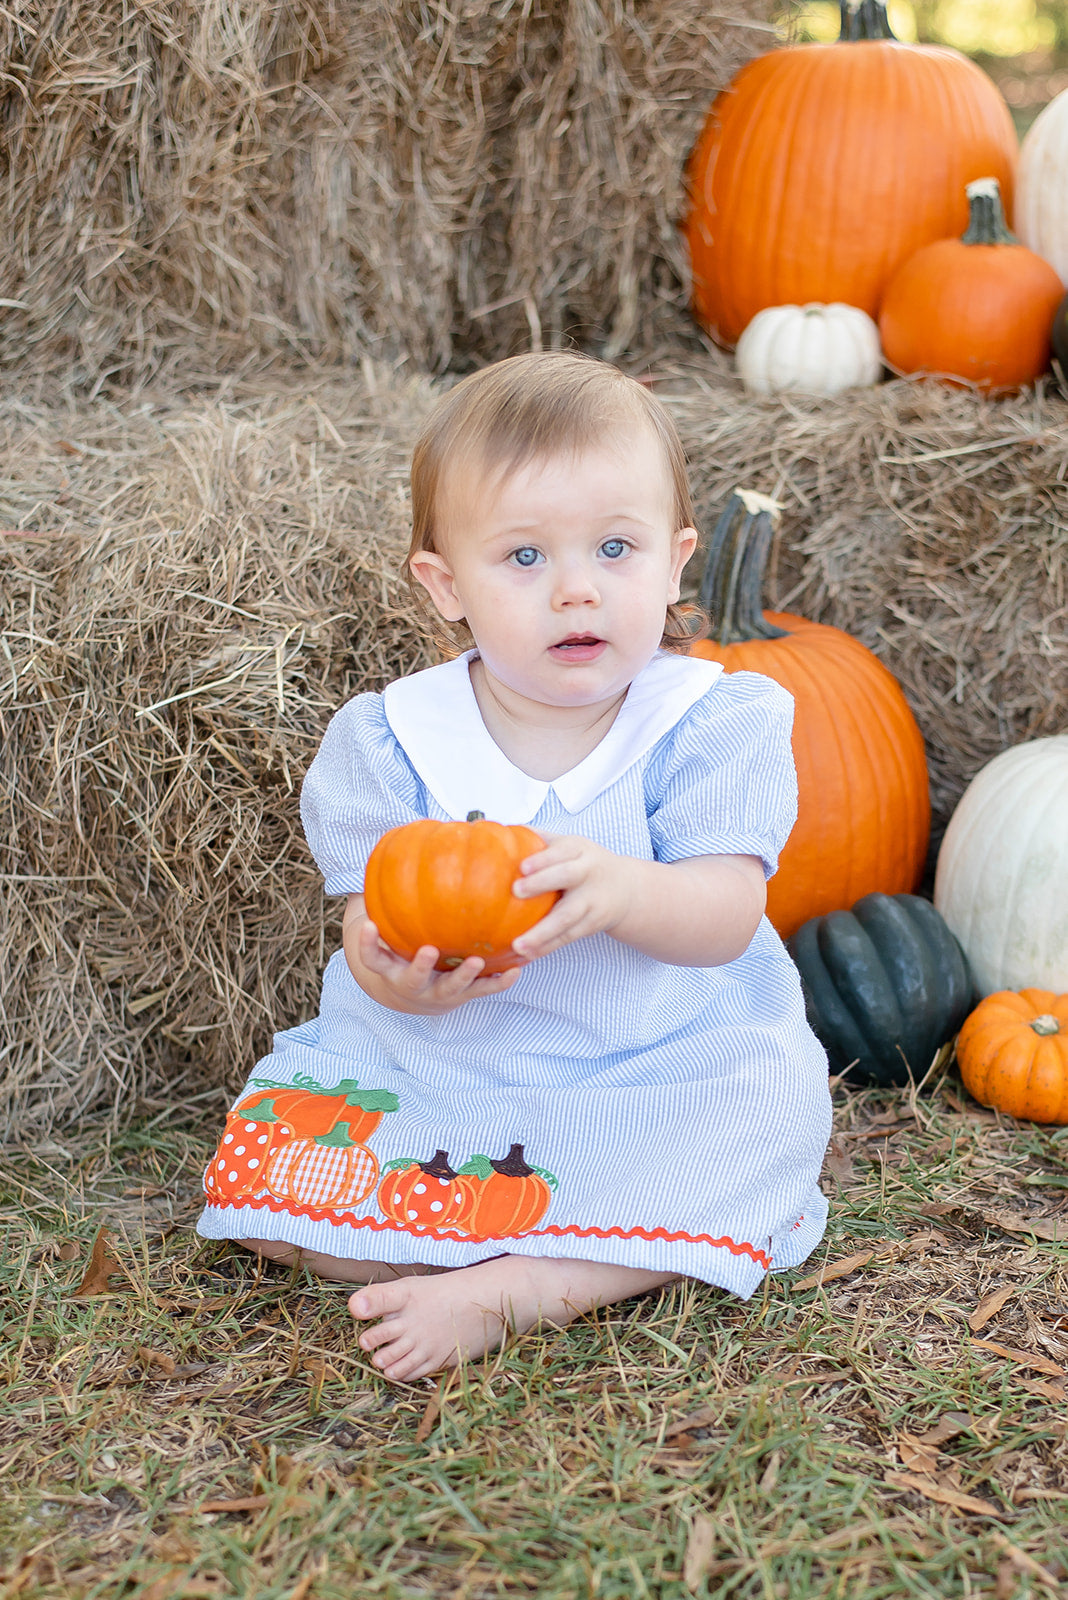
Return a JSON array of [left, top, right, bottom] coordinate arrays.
[[1052, 293, 1068, 389], [788, 892, 974, 1087]]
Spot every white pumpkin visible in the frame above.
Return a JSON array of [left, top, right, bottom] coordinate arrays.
[[735, 303, 882, 397], [934, 736, 1068, 997], [1016, 90, 1068, 287]]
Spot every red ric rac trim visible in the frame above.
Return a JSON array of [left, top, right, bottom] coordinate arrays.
[[207, 1194, 773, 1267]]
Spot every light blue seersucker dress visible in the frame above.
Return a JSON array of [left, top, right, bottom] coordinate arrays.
[[197, 650, 832, 1297]]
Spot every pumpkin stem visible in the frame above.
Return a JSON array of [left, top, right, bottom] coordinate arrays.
[[698, 490, 790, 646], [838, 0, 896, 42], [490, 1142, 535, 1177], [1030, 1014, 1061, 1037], [962, 178, 1016, 246], [466, 810, 486, 823], [422, 1149, 459, 1180]]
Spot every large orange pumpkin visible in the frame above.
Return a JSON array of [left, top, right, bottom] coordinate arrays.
[[956, 989, 1068, 1124], [364, 811, 559, 975], [690, 491, 930, 940], [683, 2, 1017, 347], [879, 178, 1064, 391]]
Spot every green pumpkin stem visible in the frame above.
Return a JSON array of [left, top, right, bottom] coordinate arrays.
[[838, 0, 896, 41], [466, 810, 485, 823], [698, 490, 790, 646], [1030, 1014, 1060, 1037], [961, 178, 1016, 246], [313, 1123, 357, 1149]]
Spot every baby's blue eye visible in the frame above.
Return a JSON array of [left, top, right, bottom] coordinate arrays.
[[600, 538, 627, 559], [510, 547, 541, 567]]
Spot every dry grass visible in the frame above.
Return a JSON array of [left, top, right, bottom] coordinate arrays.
[[2, 1070, 1067, 1598], [0, 0, 773, 389]]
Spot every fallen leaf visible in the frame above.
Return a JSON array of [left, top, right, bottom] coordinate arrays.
[[415, 1374, 452, 1444], [793, 1249, 877, 1292], [823, 1136, 856, 1187], [682, 1514, 717, 1593], [664, 1405, 718, 1441], [286, 1577, 315, 1600], [885, 1471, 1002, 1517], [197, 1494, 270, 1514], [898, 1433, 941, 1474], [990, 1531, 1061, 1592], [123, 1184, 166, 1198], [73, 1228, 121, 1297], [969, 1285, 1017, 1333], [56, 1241, 78, 1262], [901, 1230, 950, 1256], [1014, 1486, 1068, 1502], [916, 1412, 971, 1447], [981, 1208, 1068, 1242], [136, 1346, 176, 1375], [1018, 1378, 1066, 1401], [970, 1338, 1065, 1379]]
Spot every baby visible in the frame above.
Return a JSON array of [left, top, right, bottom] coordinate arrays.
[[198, 352, 832, 1381]]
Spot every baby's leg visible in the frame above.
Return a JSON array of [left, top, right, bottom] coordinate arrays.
[[239, 1237, 430, 1285], [350, 1255, 680, 1382]]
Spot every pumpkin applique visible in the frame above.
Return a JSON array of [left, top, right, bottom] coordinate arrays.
[[203, 1103, 295, 1203], [457, 1144, 558, 1238], [377, 1150, 475, 1234], [364, 810, 559, 974], [956, 990, 1068, 1125], [690, 490, 930, 939], [263, 1123, 379, 1211], [240, 1072, 399, 1144]]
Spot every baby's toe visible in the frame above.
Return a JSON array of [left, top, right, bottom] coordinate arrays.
[[349, 1281, 409, 1320]]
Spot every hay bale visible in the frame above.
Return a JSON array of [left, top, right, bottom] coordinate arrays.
[[4, 366, 1066, 1141], [667, 358, 1068, 833], [0, 0, 772, 387], [0, 369, 437, 1140]]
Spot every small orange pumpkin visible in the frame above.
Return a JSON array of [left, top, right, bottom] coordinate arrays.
[[956, 989, 1068, 1124], [880, 178, 1064, 391], [364, 810, 559, 974], [458, 1144, 557, 1237]]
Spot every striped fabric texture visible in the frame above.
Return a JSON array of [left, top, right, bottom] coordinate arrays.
[[198, 654, 832, 1298]]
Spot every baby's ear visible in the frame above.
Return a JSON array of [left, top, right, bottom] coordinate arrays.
[[408, 549, 465, 623], [669, 526, 699, 597]]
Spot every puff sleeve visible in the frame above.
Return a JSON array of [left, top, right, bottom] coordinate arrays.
[[645, 671, 797, 879], [300, 694, 425, 895]]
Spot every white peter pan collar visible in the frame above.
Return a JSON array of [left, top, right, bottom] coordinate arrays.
[[382, 650, 723, 824]]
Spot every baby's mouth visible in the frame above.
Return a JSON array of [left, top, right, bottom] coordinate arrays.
[[549, 634, 606, 659]]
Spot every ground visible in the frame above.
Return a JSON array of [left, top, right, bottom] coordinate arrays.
[[2, 1063, 1067, 1599]]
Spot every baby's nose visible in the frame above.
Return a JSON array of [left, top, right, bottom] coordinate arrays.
[[552, 562, 599, 604]]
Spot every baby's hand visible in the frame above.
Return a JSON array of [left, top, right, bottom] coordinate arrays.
[[353, 915, 523, 1015], [510, 835, 634, 960]]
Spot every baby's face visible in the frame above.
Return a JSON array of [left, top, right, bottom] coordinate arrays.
[[410, 425, 697, 717]]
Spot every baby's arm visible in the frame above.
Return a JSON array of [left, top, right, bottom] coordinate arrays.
[[511, 839, 766, 967], [342, 894, 524, 1015]]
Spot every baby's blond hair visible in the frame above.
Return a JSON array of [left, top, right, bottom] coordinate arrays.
[[406, 352, 702, 653]]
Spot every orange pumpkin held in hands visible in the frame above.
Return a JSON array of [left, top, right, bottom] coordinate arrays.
[[879, 178, 1064, 390], [956, 989, 1068, 1124], [364, 811, 559, 974], [690, 491, 930, 941]]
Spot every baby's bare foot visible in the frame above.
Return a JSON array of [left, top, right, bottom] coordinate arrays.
[[349, 1255, 679, 1382]]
